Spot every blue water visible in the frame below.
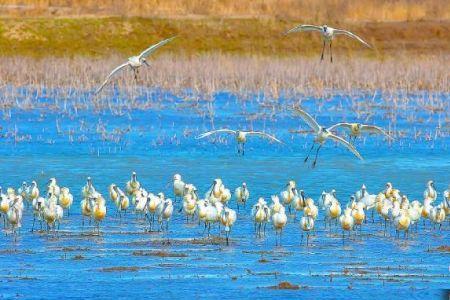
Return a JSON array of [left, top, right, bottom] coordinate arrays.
[[0, 89, 449, 299]]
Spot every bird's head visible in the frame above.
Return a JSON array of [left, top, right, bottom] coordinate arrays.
[[142, 58, 150, 67], [323, 25, 328, 31]]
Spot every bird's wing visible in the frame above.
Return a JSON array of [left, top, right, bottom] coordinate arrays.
[[286, 24, 322, 35], [138, 36, 176, 60], [291, 108, 321, 132], [246, 131, 283, 144], [327, 122, 353, 132], [333, 29, 372, 48], [195, 129, 236, 139], [360, 125, 394, 140], [328, 133, 364, 160], [95, 62, 129, 94]]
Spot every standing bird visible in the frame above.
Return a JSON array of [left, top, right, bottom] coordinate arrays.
[[29, 181, 40, 203], [47, 178, 61, 197], [300, 211, 315, 246], [234, 183, 250, 211], [7, 196, 23, 239], [328, 123, 393, 143], [82, 177, 96, 200], [58, 187, 73, 215], [126, 171, 141, 198], [285, 24, 371, 62], [196, 129, 282, 155], [95, 36, 176, 94], [272, 206, 288, 246], [252, 198, 270, 237], [280, 181, 297, 215], [423, 180, 437, 203], [173, 174, 186, 202], [340, 208, 355, 241], [157, 198, 173, 231], [92, 197, 107, 234], [292, 107, 363, 167], [220, 207, 237, 245]]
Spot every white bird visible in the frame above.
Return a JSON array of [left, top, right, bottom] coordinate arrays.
[[157, 198, 173, 231], [147, 192, 162, 231], [196, 129, 282, 155], [300, 211, 315, 246], [126, 171, 141, 198], [328, 122, 393, 143], [82, 177, 96, 200], [58, 187, 73, 215], [173, 174, 186, 201], [220, 207, 237, 245], [292, 107, 363, 167], [251, 198, 270, 237], [272, 206, 288, 245], [423, 180, 437, 202], [285, 24, 371, 62], [7, 196, 23, 239], [234, 183, 249, 210], [95, 36, 176, 94], [47, 178, 61, 197]]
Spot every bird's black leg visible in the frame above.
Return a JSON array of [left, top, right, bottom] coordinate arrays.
[[242, 143, 245, 156], [330, 41, 333, 63], [312, 145, 322, 168], [304, 143, 315, 163], [321, 41, 325, 61], [133, 69, 138, 81]]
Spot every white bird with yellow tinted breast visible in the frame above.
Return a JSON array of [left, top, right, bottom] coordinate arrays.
[[126, 171, 141, 198], [58, 187, 73, 216], [196, 129, 282, 155], [292, 107, 363, 167], [328, 122, 393, 143], [285, 24, 371, 62]]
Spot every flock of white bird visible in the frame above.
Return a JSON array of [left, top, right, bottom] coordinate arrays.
[[1, 173, 448, 245], [1, 24, 445, 246]]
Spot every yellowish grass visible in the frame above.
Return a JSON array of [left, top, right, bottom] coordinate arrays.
[[1, 0, 449, 21]]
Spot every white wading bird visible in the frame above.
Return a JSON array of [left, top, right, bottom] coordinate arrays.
[[95, 36, 176, 94], [327, 122, 393, 142], [291, 108, 363, 167], [196, 129, 282, 155], [285, 24, 371, 62]]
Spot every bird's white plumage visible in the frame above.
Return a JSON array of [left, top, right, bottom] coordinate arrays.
[[333, 29, 371, 48], [327, 133, 363, 160], [95, 62, 130, 95], [292, 108, 321, 132], [138, 36, 176, 60]]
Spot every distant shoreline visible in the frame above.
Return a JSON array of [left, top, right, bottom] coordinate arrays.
[[0, 17, 449, 58]]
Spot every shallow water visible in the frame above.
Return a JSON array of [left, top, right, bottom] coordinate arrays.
[[0, 90, 449, 299]]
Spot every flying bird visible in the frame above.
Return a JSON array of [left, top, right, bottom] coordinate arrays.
[[95, 36, 176, 95], [291, 107, 363, 167], [196, 129, 282, 155], [327, 122, 394, 142], [285, 24, 371, 62]]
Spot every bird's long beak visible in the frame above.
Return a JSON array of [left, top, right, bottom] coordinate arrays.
[[143, 60, 150, 67]]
